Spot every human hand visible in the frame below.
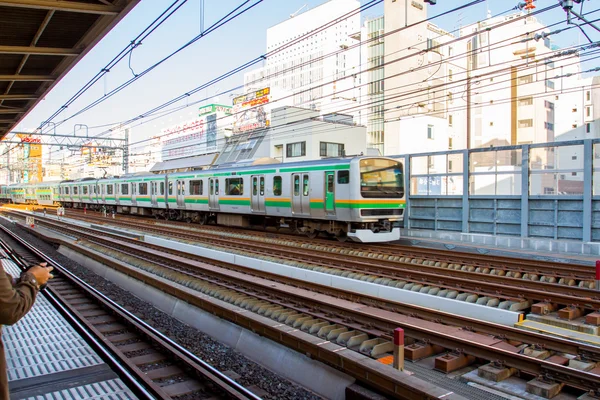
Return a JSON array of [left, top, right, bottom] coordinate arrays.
[[28, 262, 54, 286]]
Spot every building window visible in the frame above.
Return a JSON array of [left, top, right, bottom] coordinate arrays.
[[544, 122, 554, 131], [320, 142, 345, 157], [544, 100, 554, 110], [518, 119, 533, 128], [448, 137, 453, 149], [121, 184, 128, 195], [226, 178, 243, 195], [587, 123, 591, 133], [490, 122, 494, 126], [545, 80, 555, 89], [572, 172, 577, 176], [190, 180, 203, 195], [519, 75, 533, 84], [427, 124, 434, 139], [573, 108, 578, 113], [587, 91, 591, 101], [572, 156, 577, 160], [587, 107, 592, 117], [519, 97, 533, 106], [338, 170, 349, 184], [273, 176, 282, 196], [287, 142, 306, 157], [572, 124, 577, 129], [448, 114, 453, 126], [448, 69, 453, 81]]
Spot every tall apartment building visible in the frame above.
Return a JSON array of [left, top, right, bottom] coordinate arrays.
[[383, 0, 466, 158], [243, 0, 363, 125]]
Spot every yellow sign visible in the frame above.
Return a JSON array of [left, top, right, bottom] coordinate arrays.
[[17, 134, 43, 183]]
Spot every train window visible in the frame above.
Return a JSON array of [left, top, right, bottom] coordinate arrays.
[[338, 170, 349, 184], [107, 184, 114, 195], [73, 186, 78, 195], [273, 176, 282, 196], [139, 183, 148, 195], [168, 181, 173, 195], [83, 186, 88, 195], [260, 177, 265, 196], [226, 178, 243, 196], [210, 180, 214, 195], [181, 182, 185, 195], [177, 182, 181, 195], [190, 180, 202, 195], [65, 187, 69, 195], [293, 176, 300, 196], [327, 175, 334, 193], [215, 180, 219, 195], [253, 178, 257, 196], [160, 182, 165, 195], [303, 175, 309, 196], [121, 184, 129, 195]]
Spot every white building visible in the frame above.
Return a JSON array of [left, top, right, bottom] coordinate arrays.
[[383, 0, 466, 169], [243, 0, 363, 127]]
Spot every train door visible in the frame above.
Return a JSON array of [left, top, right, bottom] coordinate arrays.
[[176, 180, 185, 207], [292, 173, 310, 215], [325, 171, 335, 214], [208, 178, 219, 210], [151, 181, 158, 207], [131, 183, 137, 206], [251, 175, 265, 213]]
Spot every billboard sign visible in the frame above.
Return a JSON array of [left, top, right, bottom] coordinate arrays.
[[232, 87, 271, 134], [199, 104, 232, 116], [17, 134, 42, 183]]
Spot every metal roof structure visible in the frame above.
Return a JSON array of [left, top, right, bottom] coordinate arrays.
[[0, 0, 140, 140]]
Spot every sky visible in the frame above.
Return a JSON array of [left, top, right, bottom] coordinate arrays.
[[11, 0, 600, 155]]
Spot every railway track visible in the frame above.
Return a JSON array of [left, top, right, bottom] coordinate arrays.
[[13, 208, 599, 313], [0, 223, 262, 400], [10, 214, 600, 397]]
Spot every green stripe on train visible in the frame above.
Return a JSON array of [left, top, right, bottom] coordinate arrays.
[[219, 199, 251, 206], [184, 198, 209, 204], [265, 200, 291, 207]]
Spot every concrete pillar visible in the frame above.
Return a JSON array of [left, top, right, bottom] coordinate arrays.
[[393, 328, 404, 371], [527, 377, 564, 398], [478, 362, 517, 382]]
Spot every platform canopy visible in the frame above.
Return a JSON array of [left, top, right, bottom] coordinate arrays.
[[0, 0, 140, 139]]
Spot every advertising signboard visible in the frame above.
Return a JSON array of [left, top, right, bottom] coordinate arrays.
[[17, 134, 42, 183], [232, 87, 271, 134], [199, 104, 232, 116]]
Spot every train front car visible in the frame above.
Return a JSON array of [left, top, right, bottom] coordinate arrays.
[[347, 157, 405, 243]]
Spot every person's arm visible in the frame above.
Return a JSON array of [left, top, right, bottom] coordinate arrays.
[[0, 263, 53, 325]]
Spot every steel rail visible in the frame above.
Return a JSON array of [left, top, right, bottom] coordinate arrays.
[[0, 224, 262, 400], [32, 212, 600, 310], [21, 219, 600, 393]]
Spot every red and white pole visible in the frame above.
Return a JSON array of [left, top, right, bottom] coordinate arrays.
[[393, 327, 404, 371], [596, 260, 600, 291]]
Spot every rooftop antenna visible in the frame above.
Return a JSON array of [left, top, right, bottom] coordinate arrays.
[[290, 4, 307, 18]]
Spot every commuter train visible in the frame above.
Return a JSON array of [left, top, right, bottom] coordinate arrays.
[[7, 156, 406, 242]]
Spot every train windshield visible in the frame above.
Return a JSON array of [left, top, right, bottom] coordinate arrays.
[[360, 159, 404, 198]]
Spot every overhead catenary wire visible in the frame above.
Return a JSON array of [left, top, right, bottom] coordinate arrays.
[[17, 0, 580, 167], [42, 0, 266, 133], [118, 3, 571, 150], [39, 0, 189, 130]]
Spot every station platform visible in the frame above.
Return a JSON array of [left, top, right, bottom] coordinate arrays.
[[399, 228, 600, 266], [1, 258, 136, 400]]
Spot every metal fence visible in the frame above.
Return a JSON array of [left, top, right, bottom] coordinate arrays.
[[395, 139, 600, 242]]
